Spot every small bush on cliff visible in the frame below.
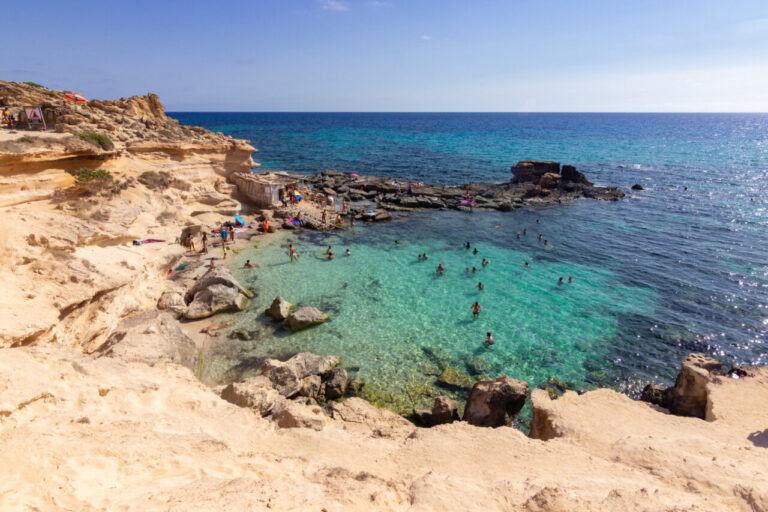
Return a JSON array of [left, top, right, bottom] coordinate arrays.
[[75, 168, 113, 184], [22, 81, 44, 88], [76, 131, 114, 150]]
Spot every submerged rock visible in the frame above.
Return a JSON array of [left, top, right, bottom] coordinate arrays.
[[631, 183, 644, 190], [463, 376, 529, 427], [437, 367, 474, 392], [265, 295, 293, 320], [284, 306, 329, 332], [347, 377, 366, 395]]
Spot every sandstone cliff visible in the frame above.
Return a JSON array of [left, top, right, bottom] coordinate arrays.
[[0, 81, 255, 349]]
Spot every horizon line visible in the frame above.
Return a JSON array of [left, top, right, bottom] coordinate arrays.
[[166, 110, 768, 115]]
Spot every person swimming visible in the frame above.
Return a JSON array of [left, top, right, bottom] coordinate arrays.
[[423, 253, 428, 260], [394, 240, 400, 245], [326, 245, 332, 255], [523, 228, 527, 235], [484, 331, 494, 346], [437, 264, 445, 275], [473, 248, 478, 255], [472, 266, 477, 273], [345, 249, 350, 256], [568, 276, 573, 283], [482, 259, 489, 267], [465, 241, 471, 249], [538, 234, 543, 241], [516, 233, 520, 239], [244, 259, 256, 268], [536, 219, 540, 223], [328, 251, 334, 260], [465, 267, 470, 273], [418, 254, 423, 261], [558, 277, 564, 285], [472, 302, 482, 318], [524, 261, 530, 268], [477, 282, 483, 290], [544, 240, 548, 246]]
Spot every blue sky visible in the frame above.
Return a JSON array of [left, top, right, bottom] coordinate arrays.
[[1, 0, 767, 111]]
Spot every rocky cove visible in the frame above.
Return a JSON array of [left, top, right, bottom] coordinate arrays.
[[1, 81, 767, 511]]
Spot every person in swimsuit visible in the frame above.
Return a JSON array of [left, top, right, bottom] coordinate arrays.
[[326, 246, 332, 255], [524, 261, 530, 268], [201, 232, 208, 254], [523, 228, 527, 236], [477, 282, 483, 290], [544, 240, 548, 246], [345, 249, 350, 256], [516, 233, 520, 239], [209, 257, 215, 268], [558, 277, 564, 285], [437, 263, 445, 275], [244, 259, 256, 268], [328, 251, 334, 260], [472, 302, 481, 318], [289, 244, 298, 262], [484, 331, 494, 346], [472, 267, 477, 273], [473, 248, 478, 255], [568, 276, 573, 284]]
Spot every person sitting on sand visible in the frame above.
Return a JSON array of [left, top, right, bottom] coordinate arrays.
[[477, 282, 483, 290], [289, 244, 298, 262], [484, 331, 494, 346], [345, 249, 350, 256], [244, 259, 256, 268], [472, 301, 482, 318], [437, 263, 445, 275]]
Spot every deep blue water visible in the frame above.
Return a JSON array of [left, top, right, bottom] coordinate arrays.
[[170, 112, 768, 401]]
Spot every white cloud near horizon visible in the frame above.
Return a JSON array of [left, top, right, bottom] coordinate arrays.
[[319, 0, 348, 11]]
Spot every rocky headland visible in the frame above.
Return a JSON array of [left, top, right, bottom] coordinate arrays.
[[1, 81, 767, 511]]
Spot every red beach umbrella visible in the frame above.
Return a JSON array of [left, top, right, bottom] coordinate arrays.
[[64, 92, 87, 103], [349, 173, 359, 177]]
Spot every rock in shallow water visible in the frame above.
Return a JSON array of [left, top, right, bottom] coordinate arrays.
[[437, 367, 475, 391], [284, 306, 329, 332], [265, 295, 293, 320], [184, 284, 249, 319]]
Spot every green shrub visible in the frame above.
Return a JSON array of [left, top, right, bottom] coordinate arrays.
[[74, 168, 113, 184], [76, 131, 114, 150], [22, 81, 43, 88]]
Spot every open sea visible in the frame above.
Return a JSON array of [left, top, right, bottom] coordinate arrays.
[[170, 112, 768, 416]]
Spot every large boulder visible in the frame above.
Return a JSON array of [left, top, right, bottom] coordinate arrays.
[[220, 377, 282, 416], [184, 284, 249, 319], [284, 306, 329, 332], [662, 353, 722, 419], [187, 266, 252, 300], [322, 367, 348, 400], [539, 172, 562, 189], [265, 295, 293, 320], [260, 352, 342, 398], [437, 367, 474, 392], [298, 375, 322, 399], [463, 376, 529, 427]]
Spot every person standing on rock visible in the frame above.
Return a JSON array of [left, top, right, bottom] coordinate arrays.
[[201, 232, 208, 254], [472, 301, 482, 318], [222, 239, 228, 260]]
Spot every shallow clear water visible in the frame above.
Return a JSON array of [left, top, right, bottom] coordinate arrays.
[[171, 112, 768, 414]]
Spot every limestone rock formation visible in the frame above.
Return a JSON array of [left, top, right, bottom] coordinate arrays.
[[270, 399, 328, 431], [463, 376, 529, 427], [265, 295, 293, 320], [662, 352, 723, 419], [322, 367, 348, 399], [220, 377, 282, 416], [284, 306, 329, 332], [184, 284, 249, 320], [413, 396, 460, 427]]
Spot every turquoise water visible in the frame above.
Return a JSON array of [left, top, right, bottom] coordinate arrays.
[[171, 113, 768, 415]]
